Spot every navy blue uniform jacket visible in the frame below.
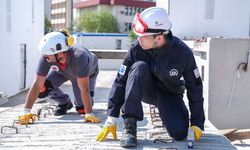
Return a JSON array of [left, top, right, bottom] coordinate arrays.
[[107, 36, 205, 130]]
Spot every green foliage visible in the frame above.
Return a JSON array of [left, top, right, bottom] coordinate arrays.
[[128, 30, 138, 44], [75, 9, 119, 33], [44, 15, 52, 34]]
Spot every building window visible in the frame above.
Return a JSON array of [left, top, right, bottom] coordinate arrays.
[[205, 0, 215, 19], [168, 0, 170, 15], [128, 23, 132, 31], [124, 22, 132, 32], [136, 7, 140, 13], [6, 0, 11, 32], [125, 7, 128, 16], [201, 65, 205, 81], [115, 39, 122, 50], [133, 7, 137, 16], [141, 8, 145, 13], [249, 14, 250, 36], [122, 6, 145, 16], [129, 7, 133, 16]]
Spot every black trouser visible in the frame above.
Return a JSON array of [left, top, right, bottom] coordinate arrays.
[[122, 61, 189, 140]]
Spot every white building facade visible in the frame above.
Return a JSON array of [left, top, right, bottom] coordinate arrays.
[[157, 0, 250, 39], [0, 0, 44, 97], [73, 0, 156, 33], [51, 0, 73, 30]]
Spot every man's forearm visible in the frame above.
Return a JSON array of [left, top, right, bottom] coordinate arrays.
[[24, 84, 41, 109], [80, 89, 93, 114]]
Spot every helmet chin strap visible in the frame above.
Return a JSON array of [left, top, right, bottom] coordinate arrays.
[[54, 54, 62, 63]]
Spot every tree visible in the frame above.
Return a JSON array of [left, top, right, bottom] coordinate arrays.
[[44, 15, 52, 34], [75, 9, 119, 33], [128, 30, 138, 44]]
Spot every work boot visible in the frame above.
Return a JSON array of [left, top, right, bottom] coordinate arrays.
[[75, 106, 85, 114], [54, 101, 73, 116], [120, 118, 137, 148]]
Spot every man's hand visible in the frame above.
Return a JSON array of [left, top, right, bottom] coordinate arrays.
[[96, 122, 117, 142], [96, 116, 117, 142], [84, 113, 101, 123], [190, 125, 202, 140], [18, 108, 37, 125]]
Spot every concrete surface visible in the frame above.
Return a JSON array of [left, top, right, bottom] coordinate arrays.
[[0, 70, 242, 150], [192, 38, 250, 129]]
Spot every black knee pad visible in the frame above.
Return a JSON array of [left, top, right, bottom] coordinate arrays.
[[38, 80, 54, 98], [168, 129, 188, 141]]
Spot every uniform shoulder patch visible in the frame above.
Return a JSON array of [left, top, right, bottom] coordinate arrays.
[[193, 68, 200, 78], [118, 64, 127, 75], [50, 65, 59, 72]]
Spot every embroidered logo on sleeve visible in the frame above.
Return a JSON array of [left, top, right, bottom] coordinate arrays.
[[50, 65, 59, 72], [170, 69, 178, 77], [118, 64, 127, 75], [193, 68, 200, 78]]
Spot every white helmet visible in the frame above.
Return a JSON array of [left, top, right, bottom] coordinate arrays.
[[132, 7, 172, 36], [38, 32, 69, 55]]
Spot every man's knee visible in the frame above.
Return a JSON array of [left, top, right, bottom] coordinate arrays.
[[38, 80, 54, 98], [167, 127, 188, 141], [129, 61, 149, 76]]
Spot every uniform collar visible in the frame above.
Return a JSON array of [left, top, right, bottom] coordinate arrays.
[[151, 37, 174, 55], [65, 50, 71, 64]]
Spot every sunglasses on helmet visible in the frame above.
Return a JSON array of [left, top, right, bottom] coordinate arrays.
[[132, 13, 167, 35]]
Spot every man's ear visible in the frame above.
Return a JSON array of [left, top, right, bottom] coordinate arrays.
[[157, 35, 164, 41]]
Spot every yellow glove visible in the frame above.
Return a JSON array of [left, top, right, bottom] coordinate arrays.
[[18, 113, 37, 125], [96, 122, 117, 142], [84, 113, 101, 123], [190, 125, 202, 140]]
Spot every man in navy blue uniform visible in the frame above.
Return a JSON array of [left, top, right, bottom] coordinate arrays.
[[96, 7, 205, 147]]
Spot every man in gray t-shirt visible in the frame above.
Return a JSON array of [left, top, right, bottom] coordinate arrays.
[[22, 31, 101, 123]]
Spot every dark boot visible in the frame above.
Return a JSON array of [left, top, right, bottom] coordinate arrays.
[[75, 106, 85, 114], [54, 101, 73, 116], [120, 118, 137, 148]]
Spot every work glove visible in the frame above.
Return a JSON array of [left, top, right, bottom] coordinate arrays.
[[96, 116, 117, 142], [190, 125, 202, 140], [84, 113, 101, 123], [18, 108, 37, 125]]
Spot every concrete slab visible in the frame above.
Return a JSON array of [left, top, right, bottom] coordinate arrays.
[[0, 70, 239, 149], [0, 92, 8, 106]]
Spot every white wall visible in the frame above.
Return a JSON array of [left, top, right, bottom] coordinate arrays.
[[186, 38, 250, 129], [0, 0, 44, 97], [157, 0, 250, 39], [208, 38, 250, 129], [44, 0, 52, 20], [73, 33, 130, 50]]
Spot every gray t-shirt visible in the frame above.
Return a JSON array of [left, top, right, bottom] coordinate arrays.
[[37, 46, 98, 81]]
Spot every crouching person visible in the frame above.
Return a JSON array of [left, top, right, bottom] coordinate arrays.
[[96, 7, 205, 147], [21, 30, 100, 124]]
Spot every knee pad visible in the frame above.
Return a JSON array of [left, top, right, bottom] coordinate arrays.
[[168, 129, 187, 141], [38, 80, 54, 98]]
